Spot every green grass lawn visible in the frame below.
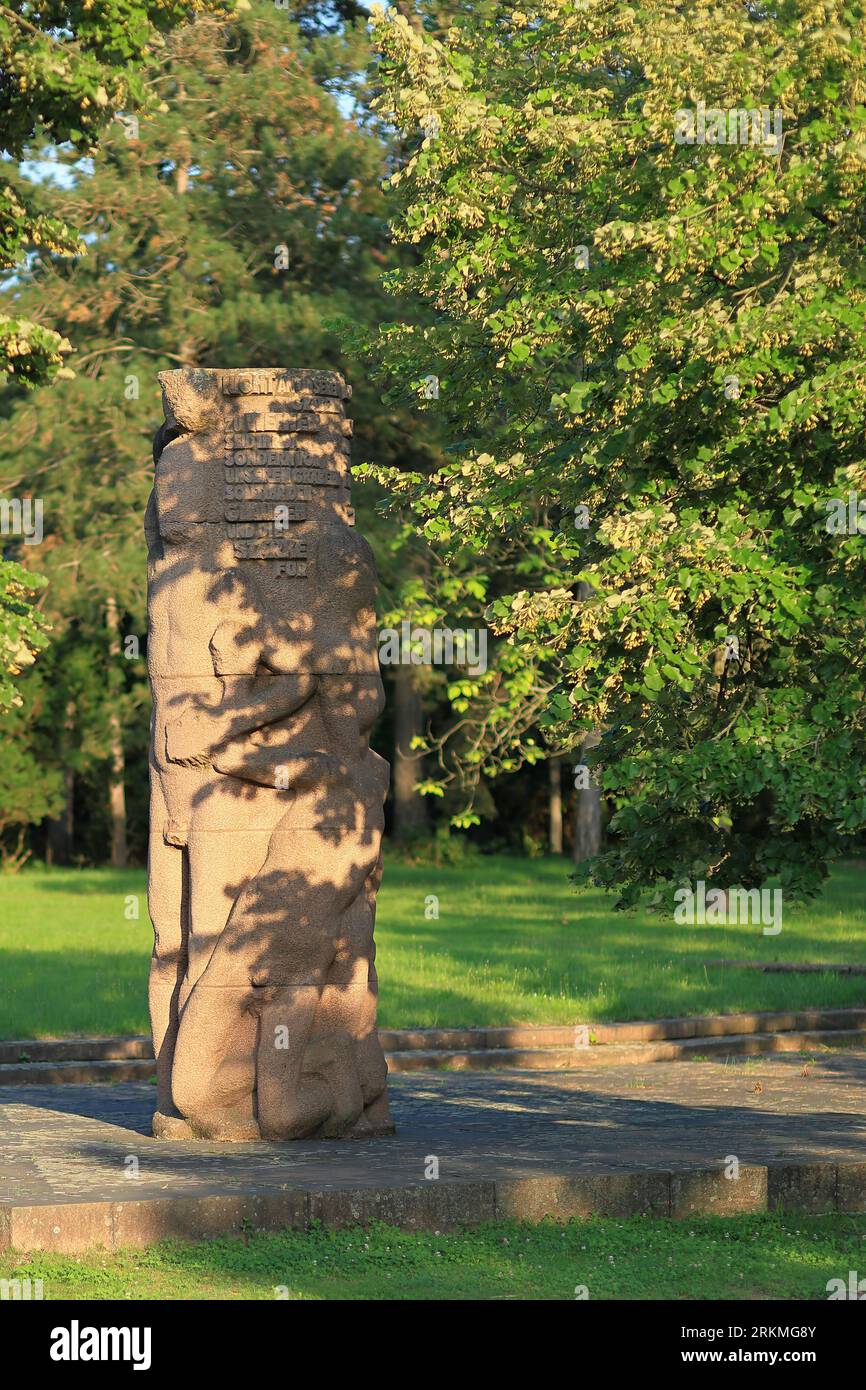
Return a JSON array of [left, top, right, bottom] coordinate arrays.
[[4, 1214, 866, 1300], [1, 858, 865, 1038]]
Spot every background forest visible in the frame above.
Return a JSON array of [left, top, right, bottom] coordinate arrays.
[[3, 0, 865, 909]]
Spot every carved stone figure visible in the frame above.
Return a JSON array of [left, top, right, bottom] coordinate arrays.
[[145, 367, 392, 1141]]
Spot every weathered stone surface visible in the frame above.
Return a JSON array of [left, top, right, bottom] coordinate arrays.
[[308, 1182, 497, 1232], [767, 1162, 837, 1214], [4, 1202, 113, 1255], [146, 367, 391, 1142], [669, 1165, 767, 1218], [836, 1162, 866, 1213], [495, 1172, 670, 1222], [113, 1195, 254, 1248]]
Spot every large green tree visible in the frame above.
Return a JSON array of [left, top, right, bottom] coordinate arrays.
[[0, 0, 440, 863], [0, 1, 234, 720], [0, 560, 48, 712], [0, 0, 234, 386], [361, 0, 866, 903]]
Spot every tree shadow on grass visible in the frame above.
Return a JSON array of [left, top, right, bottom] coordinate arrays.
[[0, 949, 148, 1040], [24, 872, 146, 895]]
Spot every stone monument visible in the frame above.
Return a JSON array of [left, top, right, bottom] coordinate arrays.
[[145, 367, 392, 1141]]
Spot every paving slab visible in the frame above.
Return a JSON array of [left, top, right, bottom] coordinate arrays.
[[2, 1053, 866, 1250]]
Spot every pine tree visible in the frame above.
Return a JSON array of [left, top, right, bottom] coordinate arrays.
[[0, 0, 438, 862]]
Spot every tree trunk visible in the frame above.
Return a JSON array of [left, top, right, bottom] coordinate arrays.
[[45, 767, 74, 865], [174, 92, 199, 367], [548, 755, 563, 854], [392, 665, 427, 841], [45, 698, 75, 864], [106, 597, 128, 868], [573, 732, 602, 864]]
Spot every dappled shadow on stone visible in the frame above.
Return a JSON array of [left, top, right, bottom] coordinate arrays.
[[4, 1058, 866, 1208], [146, 368, 392, 1144]]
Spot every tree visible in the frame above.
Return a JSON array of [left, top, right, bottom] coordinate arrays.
[[0, 559, 49, 711], [0, 0, 234, 387], [0, 697, 63, 869], [0, 2, 234, 718], [0, 0, 440, 861], [548, 754, 562, 854], [361, 0, 866, 904]]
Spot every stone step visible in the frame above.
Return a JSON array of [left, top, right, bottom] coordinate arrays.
[[382, 1007, 866, 1050], [4, 1007, 864, 1069], [2, 1027, 866, 1085], [0, 1036, 153, 1065], [385, 1029, 866, 1072], [0, 1058, 157, 1085]]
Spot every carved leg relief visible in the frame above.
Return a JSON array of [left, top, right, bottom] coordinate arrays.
[[168, 828, 388, 1139]]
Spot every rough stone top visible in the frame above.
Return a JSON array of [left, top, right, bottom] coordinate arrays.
[[158, 367, 351, 432]]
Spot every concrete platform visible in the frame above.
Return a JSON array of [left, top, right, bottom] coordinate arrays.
[[3, 1054, 866, 1252]]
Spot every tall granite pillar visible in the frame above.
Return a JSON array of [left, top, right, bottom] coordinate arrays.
[[144, 368, 392, 1141]]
